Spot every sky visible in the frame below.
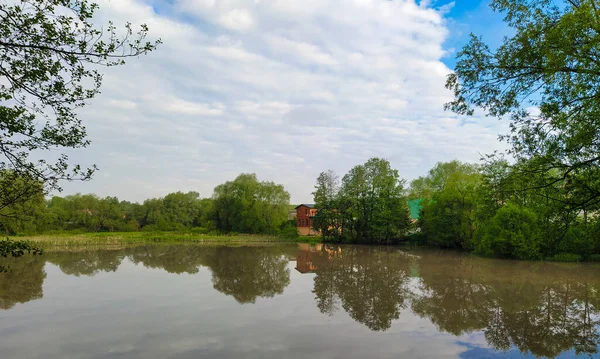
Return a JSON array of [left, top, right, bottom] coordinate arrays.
[[56, 0, 511, 204]]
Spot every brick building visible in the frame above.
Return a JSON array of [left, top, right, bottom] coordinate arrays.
[[295, 204, 319, 236]]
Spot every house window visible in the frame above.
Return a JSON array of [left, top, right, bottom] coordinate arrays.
[[306, 209, 309, 215]]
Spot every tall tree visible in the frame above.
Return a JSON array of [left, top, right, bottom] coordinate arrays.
[[0, 0, 160, 198], [312, 170, 342, 239], [338, 158, 410, 243], [445, 0, 600, 212]]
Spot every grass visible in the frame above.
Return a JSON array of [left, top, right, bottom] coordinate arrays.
[[13, 231, 319, 248]]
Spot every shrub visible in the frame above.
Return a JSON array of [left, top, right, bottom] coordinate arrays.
[[278, 220, 299, 240], [586, 254, 600, 262], [547, 253, 581, 262], [478, 203, 542, 260], [190, 227, 209, 234]]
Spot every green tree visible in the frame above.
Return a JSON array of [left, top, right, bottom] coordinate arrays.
[[479, 202, 542, 259], [211, 173, 290, 234], [312, 170, 343, 240], [0, 171, 46, 234], [412, 161, 482, 249], [0, 0, 160, 195], [336, 158, 410, 243], [445, 0, 600, 215]]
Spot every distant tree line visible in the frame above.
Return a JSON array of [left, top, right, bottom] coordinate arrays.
[[0, 173, 295, 237]]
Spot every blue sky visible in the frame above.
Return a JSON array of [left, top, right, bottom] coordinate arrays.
[[59, 0, 512, 203]]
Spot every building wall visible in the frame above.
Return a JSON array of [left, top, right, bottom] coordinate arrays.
[[296, 205, 319, 236]]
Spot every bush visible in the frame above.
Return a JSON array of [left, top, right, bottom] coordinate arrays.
[[279, 226, 299, 240], [478, 203, 542, 260], [554, 224, 595, 258], [547, 253, 581, 262], [587, 254, 600, 262], [190, 227, 209, 234], [278, 220, 299, 240]]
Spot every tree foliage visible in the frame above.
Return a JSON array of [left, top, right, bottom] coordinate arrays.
[[446, 0, 600, 216], [211, 173, 290, 234], [411, 161, 482, 249], [313, 158, 410, 243], [0, 0, 160, 196]]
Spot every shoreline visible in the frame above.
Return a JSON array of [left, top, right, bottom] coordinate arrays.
[[12, 232, 320, 247]]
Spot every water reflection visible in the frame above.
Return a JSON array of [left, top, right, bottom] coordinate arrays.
[[296, 245, 600, 357], [46, 248, 127, 276], [298, 243, 415, 331], [1, 244, 599, 358], [411, 251, 600, 358], [0, 255, 45, 309], [203, 246, 291, 304]]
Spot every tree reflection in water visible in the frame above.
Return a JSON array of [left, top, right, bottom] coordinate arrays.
[[0, 254, 46, 309], [298, 245, 600, 357], [203, 246, 291, 304], [1, 244, 599, 358], [45, 249, 127, 276], [299, 243, 415, 331], [127, 245, 292, 304]]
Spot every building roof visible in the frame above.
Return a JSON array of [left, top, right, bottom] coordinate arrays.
[[295, 204, 316, 209], [408, 199, 423, 220]]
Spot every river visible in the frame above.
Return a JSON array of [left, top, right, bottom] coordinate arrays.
[[1, 243, 599, 358]]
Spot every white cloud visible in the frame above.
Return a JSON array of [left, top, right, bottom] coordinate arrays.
[[55, 0, 509, 203], [218, 8, 255, 31]]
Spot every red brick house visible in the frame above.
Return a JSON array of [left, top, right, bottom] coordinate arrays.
[[295, 204, 319, 236]]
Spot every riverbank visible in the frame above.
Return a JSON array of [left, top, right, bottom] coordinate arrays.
[[13, 231, 321, 247]]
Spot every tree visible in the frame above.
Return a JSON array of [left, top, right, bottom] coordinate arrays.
[[0, 0, 160, 198], [479, 202, 542, 259], [476, 156, 600, 259], [335, 158, 410, 243], [211, 173, 290, 234], [162, 192, 202, 229], [445, 0, 600, 213], [312, 170, 343, 239], [412, 161, 482, 249], [0, 171, 46, 234], [313, 170, 339, 205]]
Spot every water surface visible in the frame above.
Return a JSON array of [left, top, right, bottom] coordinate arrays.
[[1, 243, 599, 359]]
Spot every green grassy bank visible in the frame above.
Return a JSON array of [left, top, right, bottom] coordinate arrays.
[[13, 231, 321, 247]]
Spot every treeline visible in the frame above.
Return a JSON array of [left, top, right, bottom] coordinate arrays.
[[312, 157, 600, 261], [410, 159, 600, 261], [0, 173, 296, 237]]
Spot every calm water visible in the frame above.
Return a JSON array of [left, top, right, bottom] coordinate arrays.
[[1, 244, 600, 359]]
